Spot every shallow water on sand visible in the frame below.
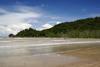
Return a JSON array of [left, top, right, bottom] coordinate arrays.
[[0, 37, 100, 57], [0, 38, 100, 67]]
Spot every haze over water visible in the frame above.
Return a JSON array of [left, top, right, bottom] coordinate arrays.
[[0, 37, 100, 57]]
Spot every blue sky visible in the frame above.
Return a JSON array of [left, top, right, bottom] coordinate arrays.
[[0, 0, 100, 37]]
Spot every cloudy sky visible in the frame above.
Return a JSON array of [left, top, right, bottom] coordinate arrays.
[[0, 0, 100, 37]]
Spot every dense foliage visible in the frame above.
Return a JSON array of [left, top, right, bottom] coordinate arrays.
[[9, 34, 14, 37], [9, 17, 100, 38]]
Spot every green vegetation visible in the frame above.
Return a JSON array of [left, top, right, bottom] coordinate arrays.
[[67, 30, 100, 38], [9, 34, 14, 37], [9, 17, 100, 38]]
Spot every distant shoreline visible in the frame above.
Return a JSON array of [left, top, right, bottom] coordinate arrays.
[[7, 37, 100, 39]]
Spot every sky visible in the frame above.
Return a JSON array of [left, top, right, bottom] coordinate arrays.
[[0, 0, 100, 37]]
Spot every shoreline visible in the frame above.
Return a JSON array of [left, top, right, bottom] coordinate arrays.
[[0, 38, 100, 47], [3, 37, 100, 39], [0, 47, 100, 67], [0, 38, 100, 67], [58, 47, 100, 67]]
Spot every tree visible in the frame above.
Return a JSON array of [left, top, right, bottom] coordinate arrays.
[[9, 34, 14, 37]]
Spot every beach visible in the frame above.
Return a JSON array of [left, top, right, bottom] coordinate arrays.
[[0, 38, 100, 67], [0, 47, 100, 67], [58, 47, 100, 67]]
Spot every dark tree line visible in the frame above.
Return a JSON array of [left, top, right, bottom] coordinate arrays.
[[9, 17, 100, 38]]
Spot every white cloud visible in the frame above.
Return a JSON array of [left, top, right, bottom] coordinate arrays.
[[82, 9, 87, 11], [8, 23, 32, 30], [36, 28, 46, 31], [0, 23, 32, 37], [0, 26, 16, 37], [88, 14, 100, 17], [48, 21, 57, 23], [36, 23, 53, 31], [0, 8, 8, 13], [0, 6, 42, 26], [44, 16, 60, 19], [41, 4, 44, 7], [0, 4, 61, 37], [0, 5, 43, 37], [42, 23, 53, 28], [0, 12, 40, 25], [16, 1, 21, 4], [57, 22, 61, 24], [47, 5, 48, 7]]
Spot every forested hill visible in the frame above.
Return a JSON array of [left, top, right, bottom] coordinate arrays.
[[9, 17, 100, 38]]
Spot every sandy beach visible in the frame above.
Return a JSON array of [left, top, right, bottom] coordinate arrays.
[[58, 47, 100, 67], [0, 47, 100, 67], [0, 38, 100, 67]]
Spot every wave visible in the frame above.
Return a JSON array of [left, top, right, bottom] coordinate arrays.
[[0, 41, 11, 42], [0, 40, 100, 48]]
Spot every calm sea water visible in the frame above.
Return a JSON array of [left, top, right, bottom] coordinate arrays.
[[0, 37, 100, 57]]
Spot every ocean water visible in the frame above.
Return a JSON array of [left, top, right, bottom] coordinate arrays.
[[0, 37, 100, 57]]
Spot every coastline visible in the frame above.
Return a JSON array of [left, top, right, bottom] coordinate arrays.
[[0, 38, 100, 47], [0, 47, 100, 67], [0, 38, 100, 67], [58, 47, 100, 67]]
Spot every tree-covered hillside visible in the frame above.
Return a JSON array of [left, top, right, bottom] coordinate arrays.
[[9, 17, 100, 38]]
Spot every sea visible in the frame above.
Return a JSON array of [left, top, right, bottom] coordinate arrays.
[[0, 37, 100, 57]]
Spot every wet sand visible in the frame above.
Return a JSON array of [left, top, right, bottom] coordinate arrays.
[[58, 47, 100, 67], [0, 47, 100, 67], [0, 53, 84, 67], [0, 38, 100, 67]]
